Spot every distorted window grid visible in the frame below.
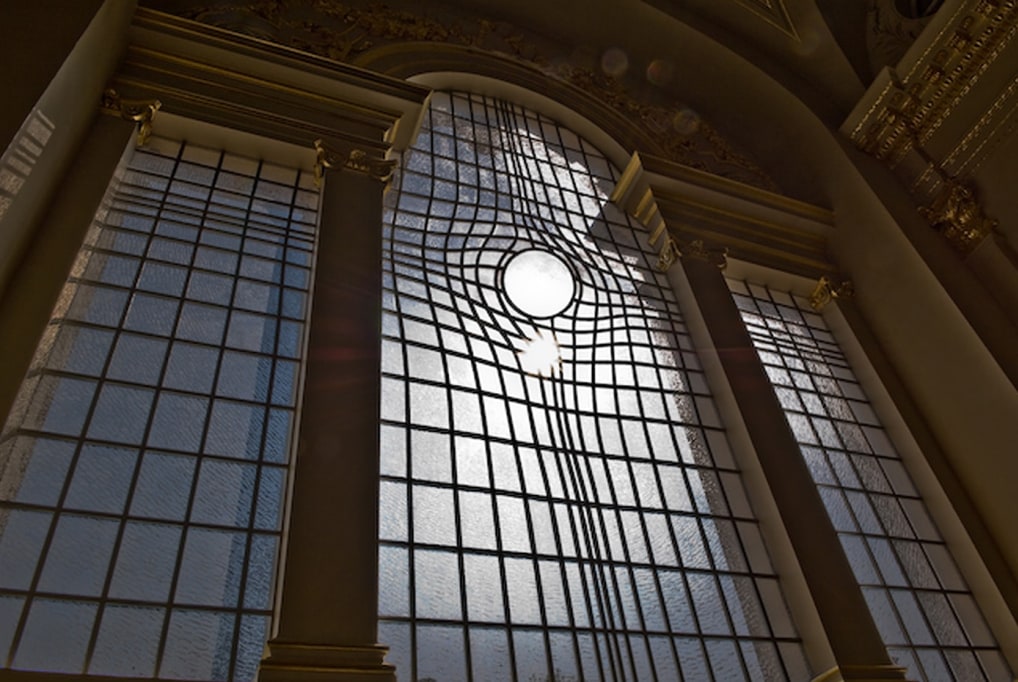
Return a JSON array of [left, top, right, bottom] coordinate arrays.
[[378, 92, 810, 682], [0, 139, 317, 679], [728, 279, 1013, 682]]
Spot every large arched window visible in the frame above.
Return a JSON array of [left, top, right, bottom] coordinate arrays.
[[376, 91, 811, 681]]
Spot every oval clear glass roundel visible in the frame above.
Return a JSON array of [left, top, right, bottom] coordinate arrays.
[[502, 249, 576, 318]]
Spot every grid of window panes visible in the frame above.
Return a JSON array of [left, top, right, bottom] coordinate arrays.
[[728, 280, 1014, 682], [377, 91, 811, 682], [0, 138, 318, 679]]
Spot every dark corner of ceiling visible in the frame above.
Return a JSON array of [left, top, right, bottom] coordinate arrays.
[[814, 0, 874, 85]]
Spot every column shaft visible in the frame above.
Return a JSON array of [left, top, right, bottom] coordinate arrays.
[[680, 255, 909, 681], [260, 167, 393, 681]]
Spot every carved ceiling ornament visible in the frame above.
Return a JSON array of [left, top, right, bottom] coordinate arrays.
[[845, 0, 1017, 256], [170, 0, 778, 192]]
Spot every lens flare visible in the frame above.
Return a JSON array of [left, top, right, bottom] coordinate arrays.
[[601, 48, 629, 78], [519, 332, 561, 377]]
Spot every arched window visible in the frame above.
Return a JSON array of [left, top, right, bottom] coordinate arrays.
[[376, 91, 811, 681]]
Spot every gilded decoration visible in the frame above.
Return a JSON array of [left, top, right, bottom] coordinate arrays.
[[314, 139, 397, 184], [162, 0, 778, 192], [655, 236, 681, 272], [845, 0, 1016, 257], [850, 0, 1018, 165], [680, 238, 729, 270], [100, 88, 162, 146], [809, 276, 853, 311], [919, 177, 998, 254]]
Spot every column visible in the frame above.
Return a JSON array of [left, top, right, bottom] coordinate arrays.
[[679, 251, 911, 682], [0, 113, 135, 429], [259, 149, 395, 681]]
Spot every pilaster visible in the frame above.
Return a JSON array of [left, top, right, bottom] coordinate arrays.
[[259, 154, 395, 682]]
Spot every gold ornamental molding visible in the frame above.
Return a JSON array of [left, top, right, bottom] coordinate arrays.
[[842, 0, 1018, 257], [846, 0, 1018, 166], [100, 88, 161, 146], [650, 236, 727, 272], [808, 276, 853, 312], [681, 239, 729, 270], [313, 139, 397, 185], [918, 177, 998, 254], [655, 236, 681, 272]]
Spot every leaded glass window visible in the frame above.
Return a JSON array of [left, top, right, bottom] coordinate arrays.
[[377, 91, 811, 681], [0, 138, 318, 678], [729, 279, 1014, 682]]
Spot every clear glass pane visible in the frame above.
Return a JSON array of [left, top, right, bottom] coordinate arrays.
[[0, 141, 316, 679]]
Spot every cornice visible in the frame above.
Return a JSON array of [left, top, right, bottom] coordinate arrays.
[[156, 0, 779, 193], [845, 0, 1018, 167], [612, 152, 835, 279], [842, 0, 1018, 257], [125, 8, 431, 152]]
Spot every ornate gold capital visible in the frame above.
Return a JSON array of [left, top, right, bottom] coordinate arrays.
[[101, 88, 161, 146], [810, 276, 854, 311], [655, 236, 680, 272], [681, 239, 728, 270], [313, 139, 397, 186], [919, 177, 997, 254]]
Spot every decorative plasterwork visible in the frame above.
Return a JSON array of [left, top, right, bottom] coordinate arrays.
[[847, 0, 1018, 166], [843, 0, 1018, 256], [865, 0, 938, 73], [100, 88, 162, 145], [612, 151, 835, 279], [918, 176, 998, 253], [808, 276, 853, 311], [155, 0, 779, 192], [313, 138, 397, 184]]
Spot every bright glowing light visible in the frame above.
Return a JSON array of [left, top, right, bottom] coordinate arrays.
[[503, 249, 576, 318], [519, 332, 561, 377]]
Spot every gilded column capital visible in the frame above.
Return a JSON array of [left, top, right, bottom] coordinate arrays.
[[809, 276, 854, 311], [680, 238, 728, 270], [100, 88, 161, 146], [919, 177, 997, 254], [655, 236, 681, 272], [314, 139, 397, 186]]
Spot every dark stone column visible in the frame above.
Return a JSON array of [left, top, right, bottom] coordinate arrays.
[[679, 253, 911, 682], [260, 160, 394, 681]]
